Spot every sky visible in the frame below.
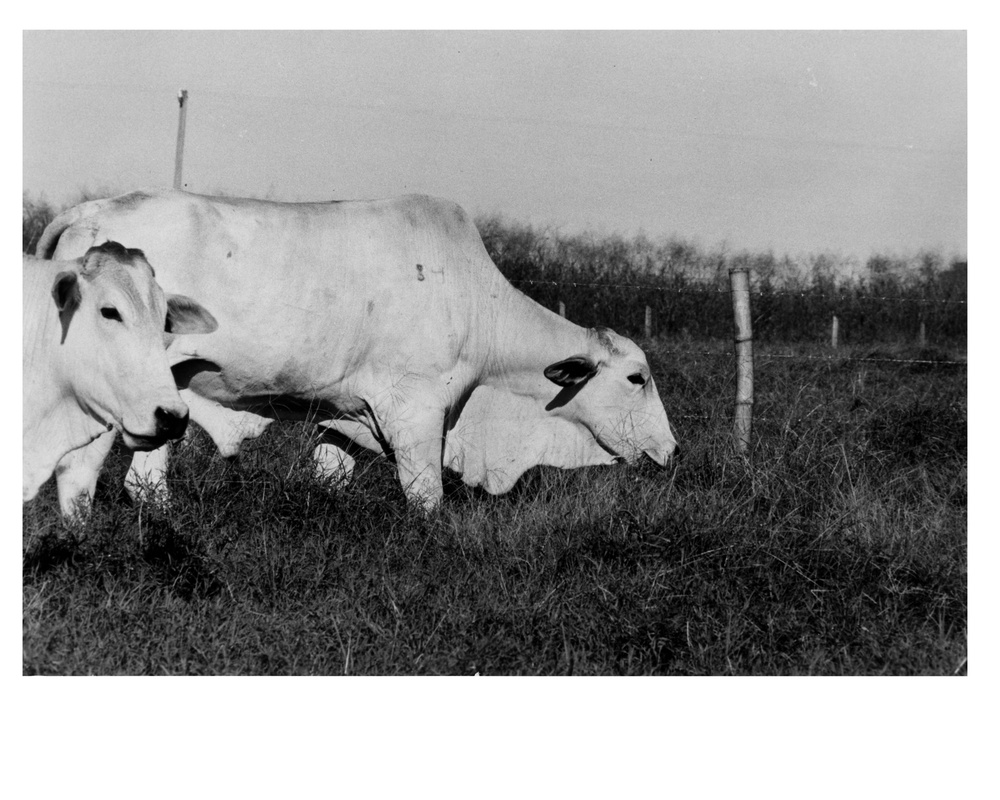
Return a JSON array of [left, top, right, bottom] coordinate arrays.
[[23, 29, 966, 261]]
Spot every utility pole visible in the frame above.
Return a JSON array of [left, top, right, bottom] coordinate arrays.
[[173, 89, 188, 190]]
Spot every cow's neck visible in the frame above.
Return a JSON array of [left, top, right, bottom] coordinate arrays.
[[482, 288, 594, 397]]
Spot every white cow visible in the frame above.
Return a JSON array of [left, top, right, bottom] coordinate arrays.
[[23, 242, 217, 516], [39, 190, 678, 511]]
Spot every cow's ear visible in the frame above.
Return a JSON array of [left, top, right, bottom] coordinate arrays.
[[165, 294, 219, 335], [544, 354, 599, 387], [51, 271, 80, 313]]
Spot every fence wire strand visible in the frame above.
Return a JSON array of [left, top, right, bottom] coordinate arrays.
[[647, 349, 967, 367], [756, 352, 966, 366], [506, 277, 967, 305]]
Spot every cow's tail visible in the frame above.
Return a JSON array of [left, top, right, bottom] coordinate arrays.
[[36, 197, 118, 259]]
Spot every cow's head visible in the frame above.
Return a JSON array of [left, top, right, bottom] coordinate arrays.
[[543, 327, 678, 467], [51, 240, 218, 449]]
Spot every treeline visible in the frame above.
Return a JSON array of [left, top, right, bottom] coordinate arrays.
[[22, 192, 57, 256], [23, 189, 115, 255], [477, 215, 967, 346], [23, 192, 967, 345]]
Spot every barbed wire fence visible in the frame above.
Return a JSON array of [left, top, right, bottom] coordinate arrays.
[[504, 269, 967, 449], [506, 276, 967, 363]]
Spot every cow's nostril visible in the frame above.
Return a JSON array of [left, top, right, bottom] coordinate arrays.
[[155, 406, 189, 439]]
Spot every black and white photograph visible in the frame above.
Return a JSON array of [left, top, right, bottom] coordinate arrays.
[[17, 17, 983, 797]]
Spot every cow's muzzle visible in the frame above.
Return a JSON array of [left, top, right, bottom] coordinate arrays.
[[121, 408, 190, 450], [154, 406, 190, 440], [642, 442, 680, 468]]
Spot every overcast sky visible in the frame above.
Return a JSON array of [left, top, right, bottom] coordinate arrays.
[[23, 30, 966, 260]]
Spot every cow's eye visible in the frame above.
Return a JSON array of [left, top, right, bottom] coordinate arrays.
[[627, 373, 646, 386], [101, 307, 122, 322]]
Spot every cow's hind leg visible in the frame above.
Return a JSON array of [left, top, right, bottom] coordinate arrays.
[[182, 392, 274, 459], [313, 442, 355, 485], [313, 420, 386, 488], [125, 445, 172, 506]]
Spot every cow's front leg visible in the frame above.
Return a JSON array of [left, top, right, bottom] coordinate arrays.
[[384, 414, 446, 512], [313, 419, 389, 487], [54, 430, 118, 520]]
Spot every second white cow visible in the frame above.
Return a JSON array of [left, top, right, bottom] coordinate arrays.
[[23, 241, 217, 516]]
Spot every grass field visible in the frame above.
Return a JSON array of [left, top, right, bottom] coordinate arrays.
[[22, 339, 967, 675]]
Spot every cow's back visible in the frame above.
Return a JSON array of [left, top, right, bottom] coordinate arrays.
[[57, 189, 496, 286]]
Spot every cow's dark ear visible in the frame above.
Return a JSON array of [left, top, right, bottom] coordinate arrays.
[[165, 294, 219, 335], [544, 354, 599, 387], [51, 271, 80, 312]]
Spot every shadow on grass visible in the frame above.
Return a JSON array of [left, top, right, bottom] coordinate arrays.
[[139, 515, 226, 602], [22, 530, 84, 575], [23, 506, 225, 604]]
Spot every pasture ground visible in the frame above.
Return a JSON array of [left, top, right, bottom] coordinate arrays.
[[22, 340, 967, 675]]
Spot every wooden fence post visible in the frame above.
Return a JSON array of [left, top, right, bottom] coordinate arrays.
[[644, 305, 653, 339], [729, 268, 754, 454], [831, 314, 839, 349], [173, 89, 188, 190], [558, 300, 566, 318]]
